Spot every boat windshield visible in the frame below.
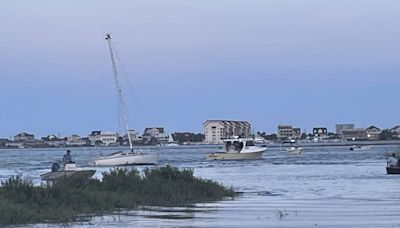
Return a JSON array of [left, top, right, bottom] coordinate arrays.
[[245, 140, 255, 147], [225, 141, 243, 152]]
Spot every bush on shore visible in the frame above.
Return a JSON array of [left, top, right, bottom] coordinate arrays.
[[0, 165, 234, 225]]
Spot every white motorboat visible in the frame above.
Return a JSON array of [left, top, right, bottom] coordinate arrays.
[[205, 137, 267, 160], [93, 34, 159, 166], [41, 162, 96, 182], [286, 146, 302, 155]]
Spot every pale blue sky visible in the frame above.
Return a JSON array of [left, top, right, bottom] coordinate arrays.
[[1, 1, 400, 138]]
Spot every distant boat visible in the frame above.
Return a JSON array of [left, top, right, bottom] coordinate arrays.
[[349, 145, 373, 151], [286, 146, 302, 155], [283, 139, 302, 155], [205, 137, 267, 160], [41, 162, 95, 182], [93, 34, 159, 166], [166, 134, 179, 146]]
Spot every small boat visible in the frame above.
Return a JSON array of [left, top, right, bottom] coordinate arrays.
[[93, 151, 159, 166], [93, 34, 159, 166], [282, 139, 302, 155], [349, 145, 373, 151], [41, 162, 96, 181], [386, 165, 400, 174], [205, 137, 267, 160], [286, 146, 302, 155]]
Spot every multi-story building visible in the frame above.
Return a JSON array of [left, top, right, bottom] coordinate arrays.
[[365, 125, 381, 140], [336, 124, 355, 135], [313, 127, 328, 137], [14, 132, 35, 142], [88, 131, 102, 145], [143, 128, 166, 140], [66, 134, 87, 146], [100, 131, 118, 146], [341, 128, 367, 141], [277, 125, 301, 140], [203, 120, 251, 144]]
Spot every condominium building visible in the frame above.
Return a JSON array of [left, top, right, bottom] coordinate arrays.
[[203, 120, 251, 144], [277, 125, 301, 140]]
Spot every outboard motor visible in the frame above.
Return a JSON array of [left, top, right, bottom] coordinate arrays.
[[51, 162, 60, 172]]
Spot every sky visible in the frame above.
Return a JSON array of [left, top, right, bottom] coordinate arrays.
[[1, 0, 400, 138]]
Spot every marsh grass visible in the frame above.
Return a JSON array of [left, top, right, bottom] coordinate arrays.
[[0, 165, 234, 225]]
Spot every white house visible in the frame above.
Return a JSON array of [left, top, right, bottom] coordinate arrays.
[[100, 131, 118, 146]]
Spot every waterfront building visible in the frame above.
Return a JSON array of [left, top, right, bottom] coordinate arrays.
[[203, 120, 251, 144], [66, 134, 87, 146], [313, 127, 328, 137], [14, 132, 34, 142], [100, 131, 118, 146], [390, 125, 400, 134], [143, 127, 166, 140], [335, 124, 355, 135], [340, 128, 367, 141], [365, 125, 381, 140], [41, 135, 66, 147], [277, 125, 301, 140], [88, 131, 102, 145]]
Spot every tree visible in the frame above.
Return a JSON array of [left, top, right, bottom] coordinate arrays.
[[380, 129, 395, 140]]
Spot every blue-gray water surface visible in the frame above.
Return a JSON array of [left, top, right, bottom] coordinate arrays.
[[1, 145, 400, 227]]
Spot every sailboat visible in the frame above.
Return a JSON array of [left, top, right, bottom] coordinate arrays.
[[166, 133, 179, 146], [93, 34, 159, 166]]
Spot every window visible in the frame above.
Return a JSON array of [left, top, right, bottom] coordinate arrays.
[[245, 141, 255, 146]]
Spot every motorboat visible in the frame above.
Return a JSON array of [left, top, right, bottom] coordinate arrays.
[[205, 137, 267, 160], [41, 162, 96, 182], [286, 146, 302, 155], [386, 164, 400, 174], [93, 151, 159, 166], [349, 145, 374, 151], [282, 139, 301, 155], [92, 34, 159, 166]]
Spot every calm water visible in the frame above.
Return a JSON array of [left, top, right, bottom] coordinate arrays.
[[1, 145, 400, 227]]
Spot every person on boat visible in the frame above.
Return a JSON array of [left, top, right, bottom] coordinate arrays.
[[387, 153, 398, 167], [63, 149, 73, 164]]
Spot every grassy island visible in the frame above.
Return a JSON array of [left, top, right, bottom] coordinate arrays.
[[0, 165, 234, 225]]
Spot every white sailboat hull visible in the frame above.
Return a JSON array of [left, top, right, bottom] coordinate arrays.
[[94, 152, 159, 166]]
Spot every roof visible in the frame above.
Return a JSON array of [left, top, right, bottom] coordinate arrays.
[[144, 127, 165, 133], [203, 120, 250, 125], [366, 125, 381, 131]]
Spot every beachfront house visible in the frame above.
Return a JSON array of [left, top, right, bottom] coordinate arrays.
[[365, 125, 381, 140], [14, 132, 35, 142]]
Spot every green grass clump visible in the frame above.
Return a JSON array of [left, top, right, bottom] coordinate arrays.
[[0, 165, 234, 225]]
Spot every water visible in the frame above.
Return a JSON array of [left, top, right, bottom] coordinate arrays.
[[1, 145, 400, 227]]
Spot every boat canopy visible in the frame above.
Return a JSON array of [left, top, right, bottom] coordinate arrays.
[[223, 138, 255, 152]]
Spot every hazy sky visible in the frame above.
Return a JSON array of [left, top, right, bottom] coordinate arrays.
[[1, 1, 400, 138]]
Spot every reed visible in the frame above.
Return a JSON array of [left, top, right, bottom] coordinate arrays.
[[0, 165, 234, 225]]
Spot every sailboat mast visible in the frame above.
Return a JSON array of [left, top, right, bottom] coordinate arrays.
[[105, 33, 134, 151]]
